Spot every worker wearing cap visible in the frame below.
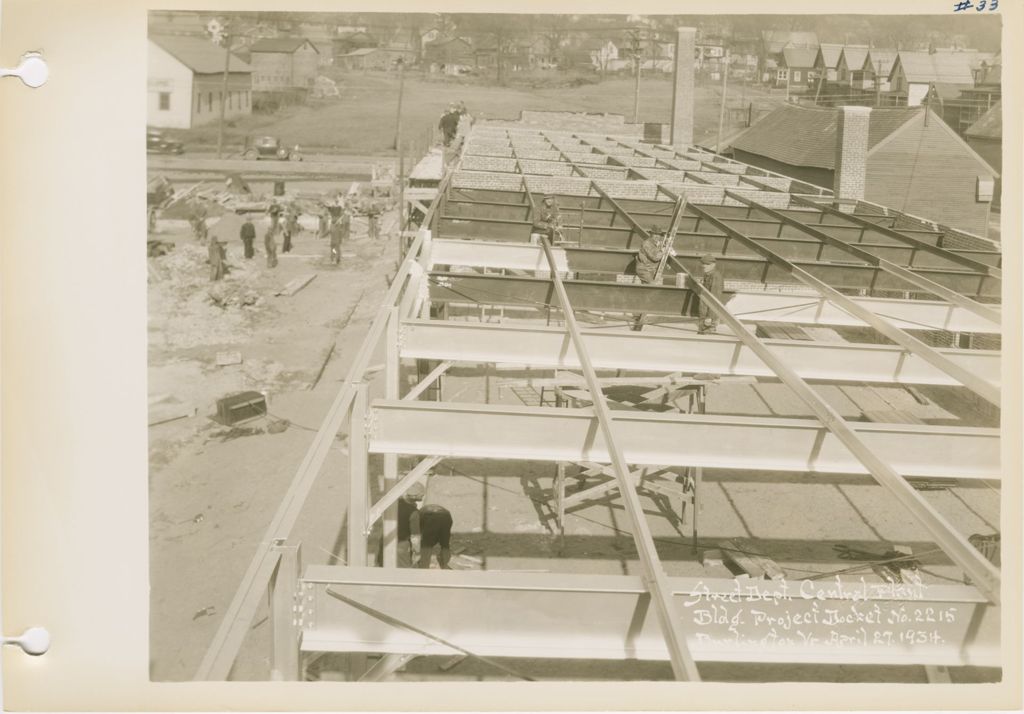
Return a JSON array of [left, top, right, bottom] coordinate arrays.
[[364, 196, 382, 241], [635, 226, 674, 285], [697, 253, 724, 334], [281, 204, 299, 254], [531, 195, 564, 243], [264, 204, 280, 269]]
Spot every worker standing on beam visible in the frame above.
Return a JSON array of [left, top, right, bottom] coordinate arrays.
[[697, 253, 724, 334], [264, 204, 280, 269], [377, 483, 425, 568], [532, 195, 564, 244]]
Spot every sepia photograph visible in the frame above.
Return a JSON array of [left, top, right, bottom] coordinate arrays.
[[145, 8, 1005, 685]]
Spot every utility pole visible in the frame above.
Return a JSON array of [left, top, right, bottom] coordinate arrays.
[[715, 50, 729, 152], [393, 57, 405, 150], [208, 17, 233, 159], [875, 59, 882, 107], [631, 30, 642, 123], [395, 57, 406, 255]]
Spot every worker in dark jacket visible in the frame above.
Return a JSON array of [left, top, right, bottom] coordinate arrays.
[[364, 197, 382, 241], [418, 503, 454, 569], [635, 227, 673, 285], [531, 195, 563, 243], [439, 104, 459, 147], [697, 253, 725, 334], [239, 219, 256, 259], [282, 205, 299, 254]]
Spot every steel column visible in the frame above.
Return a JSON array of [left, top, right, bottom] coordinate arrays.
[[269, 541, 301, 681], [366, 456, 442, 532], [382, 308, 400, 567], [348, 383, 370, 567]]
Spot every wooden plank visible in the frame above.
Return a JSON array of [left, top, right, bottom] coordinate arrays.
[[276, 273, 317, 297], [732, 538, 787, 581], [719, 539, 766, 579]]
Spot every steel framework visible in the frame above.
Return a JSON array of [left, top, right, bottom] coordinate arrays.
[[196, 125, 1004, 683]]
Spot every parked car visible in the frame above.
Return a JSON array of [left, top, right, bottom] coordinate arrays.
[[146, 129, 184, 155], [244, 136, 302, 161]]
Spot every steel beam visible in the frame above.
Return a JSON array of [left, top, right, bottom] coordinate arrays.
[[367, 400, 1000, 481], [537, 235, 700, 680], [788, 194, 1003, 276], [427, 271, 1000, 334], [301, 566, 1000, 668], [396, 320, 1000, 388], [403, 360, 453, 402], [685, 204, 1000, 406], [726, 192, 1001, 313]]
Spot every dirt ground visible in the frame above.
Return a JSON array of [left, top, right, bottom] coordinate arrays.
[[149, 196, 1001, 684]]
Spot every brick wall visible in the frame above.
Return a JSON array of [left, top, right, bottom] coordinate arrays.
[[664, 158, 704, 171], [592, 179, 660, 200], [452, 171, 524, 191], [581, 166, 631, 180], [691, 172, 742, 186], [563, 151, 607, 165], [617, 155, 658, 168], [660, 183, 725, 204], [746, 175, 793, 191], [518, 159, 575, 176], [461, 155, 518, 172], [514, 149, 562, 161], [524, 175, 592, 196]]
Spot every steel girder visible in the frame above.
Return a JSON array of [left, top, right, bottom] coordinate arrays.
[[366, 400, 999, 481], [300, 566, 1000, 668], [396, 319, 1000, 388], [436, 215, 997, 292], [425, 271, 1000, 334]]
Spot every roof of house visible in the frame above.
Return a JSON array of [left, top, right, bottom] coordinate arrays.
[[965, 102, 1001, 140], [817, 43, 844, 68], [761, 30, 819, 54], [892, 50, 975, 85], [730, 104, 920, 170], [151, 35, 252, 74], [839, 46, 869, 70], [249, 37, 318, 54], [782, 46, 819, 68], [864, 49, 898, 74]]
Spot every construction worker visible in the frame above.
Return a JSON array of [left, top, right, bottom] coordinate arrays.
[[365, 196, 382, 241], [282, 204, 299, 254], [264, 204, 280, 269], [207, 237, 226, 282], [317, 204, 330, 240], [329, 207, 350, 266], [375, 483, 424, 568], [697, 253, 725, 334], [634, 226, 674, 285], [239, 218, 256, 259], [531, 195, 564, 243], [439, 104, 459, 147], [453, 102, 472, 150], [418, 502, 454, 569], [190, 204, 209, 245]]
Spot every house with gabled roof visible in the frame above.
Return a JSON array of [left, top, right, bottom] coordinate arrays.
[[148, 35, 252, 129], [888, 50, 976, 106], [836, 45, 871, 85], [813, 43, 845, 81], [729, 103, 997, 235], [248, 37, 319, 91], [775, 46, 819, 89]]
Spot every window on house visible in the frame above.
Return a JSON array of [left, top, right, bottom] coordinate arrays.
[[793, 70, 802, 82], [158, 92, 171, 111], [777, 68, 789, 81]]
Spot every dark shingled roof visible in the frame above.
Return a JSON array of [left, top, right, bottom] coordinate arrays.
[[965, 102, 1001, 140], [730, 104, 919, 170], [151, 35, 252, 74], [249, 37, 318, 54]]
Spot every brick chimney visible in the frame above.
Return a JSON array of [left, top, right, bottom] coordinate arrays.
[[832, 106, 872, 210], [670, 27, 697, 149]]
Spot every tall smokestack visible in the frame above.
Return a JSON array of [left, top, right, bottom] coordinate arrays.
[[670, 27, 696, 149], [833, 106, 872, 210]]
